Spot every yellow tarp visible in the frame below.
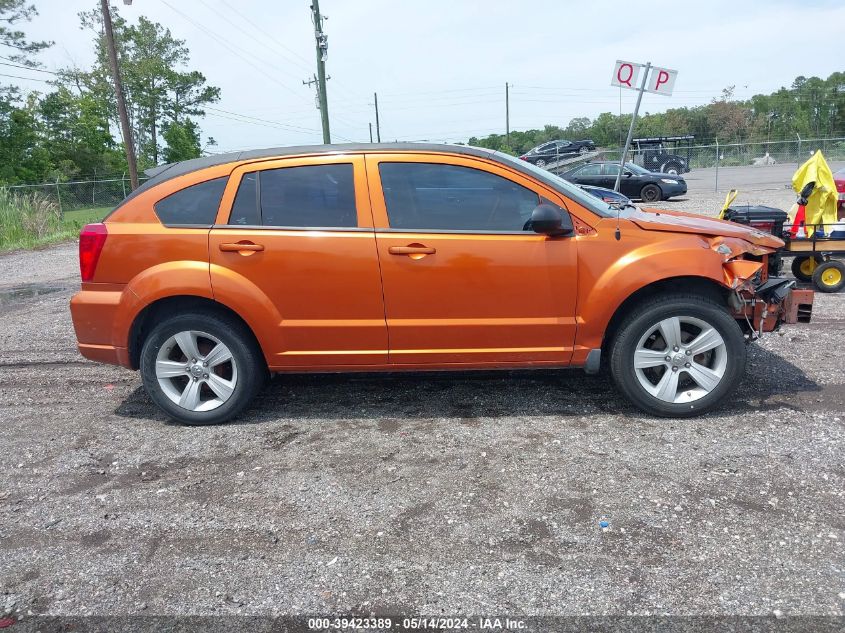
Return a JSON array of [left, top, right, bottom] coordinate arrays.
[[792, 150, 838, 235]]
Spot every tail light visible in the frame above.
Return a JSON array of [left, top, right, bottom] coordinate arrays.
[[79, 223, 108, 282], [836, 180, 845, 193]]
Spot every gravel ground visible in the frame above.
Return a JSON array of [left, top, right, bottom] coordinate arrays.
[[0, 192, 843, 622]]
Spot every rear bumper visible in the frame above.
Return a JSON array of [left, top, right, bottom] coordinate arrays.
[[70, 286, 133, 368]]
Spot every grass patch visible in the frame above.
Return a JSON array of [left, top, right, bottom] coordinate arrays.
[[63, 206, 113, 228], [0, 193, 114, 252]]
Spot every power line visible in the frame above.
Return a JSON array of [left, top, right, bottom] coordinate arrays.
[[0, 60, 57, 75], [158, 0, 310, 102], [0, 72, 50, 83], [204, 105, 357, 142]]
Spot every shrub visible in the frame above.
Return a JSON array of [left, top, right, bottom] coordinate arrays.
[[0, 189, 65, 250]]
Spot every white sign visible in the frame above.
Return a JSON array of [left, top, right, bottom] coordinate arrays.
[[611, 60, 644, 90], [611, 61, 678, 97], [646, 66, 678, 96]]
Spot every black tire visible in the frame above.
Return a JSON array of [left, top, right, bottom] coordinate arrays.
[[662, 162, 682, 175], [791, 256, 822, 283], [812, 260, 845, 293], [579, 146, 590, 154], [140, 311, 267, 425], [535, 158, 547, 168], [640, 183, 662, 202], [609, 294, 746, 418]]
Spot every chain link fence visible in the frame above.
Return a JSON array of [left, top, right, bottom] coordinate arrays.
[[586, 136, 845, 168], [0, 175, 149, 218]]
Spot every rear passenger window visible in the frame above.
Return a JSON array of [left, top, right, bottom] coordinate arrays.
[[154, 177, 227, 226], [379, 162, 540, 231], [228, 173, 260, 225], [234, 163, 356, 228]]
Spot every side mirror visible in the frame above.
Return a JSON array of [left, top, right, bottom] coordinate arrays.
[[529, 203, 574, 236], [623, 171, 632, 177]]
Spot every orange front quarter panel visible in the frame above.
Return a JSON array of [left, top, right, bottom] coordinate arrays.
[[573, 217, 731, 358]]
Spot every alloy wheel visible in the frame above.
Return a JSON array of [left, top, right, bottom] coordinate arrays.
[[633, 316, 727, 404], [155, 330, 238, 412]]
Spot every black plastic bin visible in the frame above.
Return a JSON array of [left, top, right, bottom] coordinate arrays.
[[723, 205, 789, 237], [723, 205, 789, 277]]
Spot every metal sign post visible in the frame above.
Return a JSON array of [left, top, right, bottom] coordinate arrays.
[[610, 60, 678, 192], [613, 62, 650, 192]]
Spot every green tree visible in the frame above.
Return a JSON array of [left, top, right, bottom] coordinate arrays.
[[68, 4, 220, 166], [0, 99, 50, 183], [162, 119, 201, 163], [38, 87, 123, 179], [0, 0, 51, 100]]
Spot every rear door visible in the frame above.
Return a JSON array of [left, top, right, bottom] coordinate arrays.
[[209, 155, 387, 368]]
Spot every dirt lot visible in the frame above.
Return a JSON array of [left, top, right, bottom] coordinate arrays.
[[1, 196, 843, 620]]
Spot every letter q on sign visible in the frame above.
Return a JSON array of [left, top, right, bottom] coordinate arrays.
[[611, 60, 643, 90]]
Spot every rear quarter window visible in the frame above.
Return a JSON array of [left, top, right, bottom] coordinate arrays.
[[154, 177, 228, 226]]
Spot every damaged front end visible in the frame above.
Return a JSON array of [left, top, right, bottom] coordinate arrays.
[[711, 236, 814, 336]]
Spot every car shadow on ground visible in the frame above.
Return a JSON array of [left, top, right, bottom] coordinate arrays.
[[114, 344, 821, 426]]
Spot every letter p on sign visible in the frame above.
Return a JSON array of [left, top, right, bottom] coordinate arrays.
[[646, 66, 678, 96]]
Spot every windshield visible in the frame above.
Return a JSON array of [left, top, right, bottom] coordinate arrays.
[[625, 162, 650, 175], [491, 151, 615, 218]]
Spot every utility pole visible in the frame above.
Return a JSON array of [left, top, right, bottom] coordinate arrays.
[[505, 82, 510, 147], [373, 92, 381, 142], [310, 0, 330, 143], [101, 0, 138, 190], [369, 122, 373, 143]]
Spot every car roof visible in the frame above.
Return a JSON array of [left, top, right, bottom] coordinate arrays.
[[126, 143, 497, 204], [117, 142, 597, 214]]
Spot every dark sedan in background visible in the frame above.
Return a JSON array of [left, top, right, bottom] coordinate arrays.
[[519, 139, 595, 167], [560, 161, 687, 202]]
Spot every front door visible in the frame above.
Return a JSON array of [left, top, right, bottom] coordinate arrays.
[[365, 154, 578, 367], [209, 155, 387, 368]]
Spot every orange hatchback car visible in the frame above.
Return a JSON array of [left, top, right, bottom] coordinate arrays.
[[70, 144, 813, 424]]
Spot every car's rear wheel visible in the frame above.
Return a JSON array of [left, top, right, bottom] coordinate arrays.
[[140, 311, 267, 425], [640, 183, 662, 202], [609, 294, 746, 417], [662, 162, 682, 175]]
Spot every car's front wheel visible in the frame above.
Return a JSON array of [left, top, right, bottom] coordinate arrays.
[[535, 158, 547, 168], [140, 311, 267, 425], [640, 183, 662, 202], [609, 294, 746, 417]]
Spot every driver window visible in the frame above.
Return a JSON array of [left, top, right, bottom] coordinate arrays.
[[603, 164, 620, 176], [379, 162, 542, 232]]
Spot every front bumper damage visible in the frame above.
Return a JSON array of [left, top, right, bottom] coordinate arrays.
[[728, 274, 814, 335], [712, 237, 814, 335]]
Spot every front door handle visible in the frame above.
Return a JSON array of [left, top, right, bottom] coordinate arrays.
[[388, 245, 436, 256], [219, 241, 265, 253]]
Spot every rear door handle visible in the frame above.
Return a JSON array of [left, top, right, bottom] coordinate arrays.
[[388, 245, 436, 255], [219, 241, 264, 252]]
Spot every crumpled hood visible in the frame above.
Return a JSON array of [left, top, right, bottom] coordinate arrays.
[[630, 207, 784, 249]]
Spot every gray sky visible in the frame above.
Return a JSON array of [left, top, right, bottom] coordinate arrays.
[[15, 0, 845, 151]]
